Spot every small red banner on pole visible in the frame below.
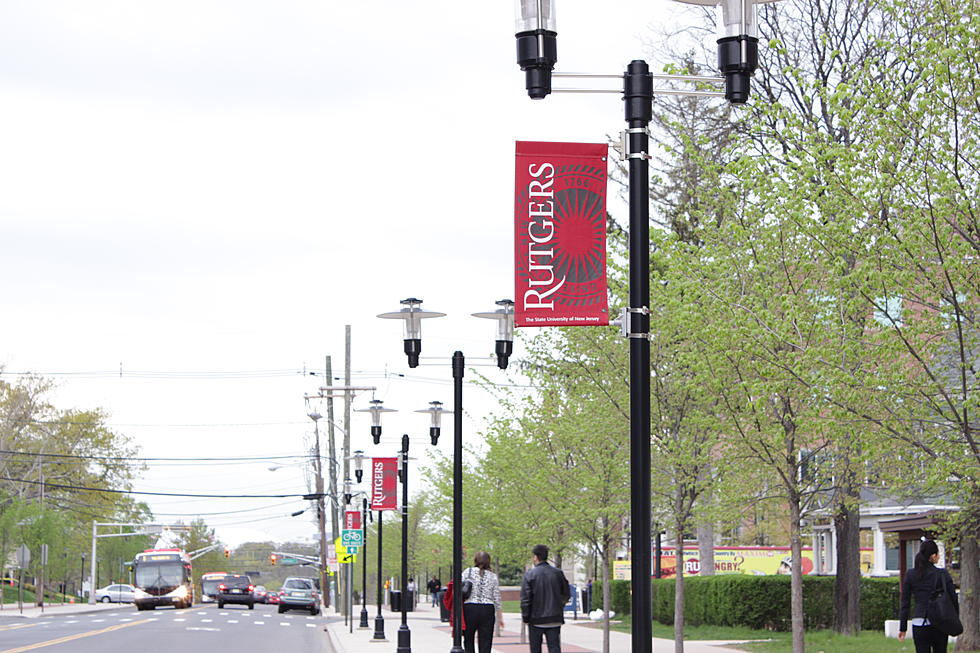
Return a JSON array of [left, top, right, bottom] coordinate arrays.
[[345, 510, 362, 530], [515, 141, 609, 327], [370, 457, 398, 511]]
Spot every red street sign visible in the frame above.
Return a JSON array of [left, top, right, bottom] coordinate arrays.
[[345, 510, 362, 530]]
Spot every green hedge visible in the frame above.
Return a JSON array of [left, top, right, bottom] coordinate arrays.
[[593, 579, 633, 616], [599, 576, 899, 631]]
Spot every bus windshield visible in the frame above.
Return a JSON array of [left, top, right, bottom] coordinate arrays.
[[136, 562, 185, 589]]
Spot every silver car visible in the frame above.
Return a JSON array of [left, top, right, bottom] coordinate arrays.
[[95, 583, 136, 603]]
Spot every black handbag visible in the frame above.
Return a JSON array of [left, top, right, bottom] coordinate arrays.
[[461, 581, 473, 600], [927, 570, 963, 637]]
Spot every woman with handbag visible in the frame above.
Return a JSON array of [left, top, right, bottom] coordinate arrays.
[[461, 551, 504, 653], [899, 539, 961, 653]]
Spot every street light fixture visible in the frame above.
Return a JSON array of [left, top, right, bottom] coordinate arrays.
[[343, 478, 353, 506], [415, 401, 446, 446], [515, 0, 557, 99], [356, 399, 397, 444], [377, 298, 446, 368], [378, 297, 514, 653], [674, 0, 780, 103], [352, 450, 366, 483], [472, 299, 516, 369], [512, 2, 780, 652]]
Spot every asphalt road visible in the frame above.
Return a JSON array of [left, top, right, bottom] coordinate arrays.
[[0, 604, 334, 653]]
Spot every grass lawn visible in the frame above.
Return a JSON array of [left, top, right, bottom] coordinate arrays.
[[600, 616, 905, 652]]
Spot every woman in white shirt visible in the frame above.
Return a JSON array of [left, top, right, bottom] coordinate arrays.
[[462, 551, 504, 653]]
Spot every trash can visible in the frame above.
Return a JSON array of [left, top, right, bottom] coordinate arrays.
[[390, 590, 415, 612], [437, 589, 449, 622]]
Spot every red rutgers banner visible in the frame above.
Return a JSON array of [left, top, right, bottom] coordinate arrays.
[[344, 510, 362, 530], [515, 141, 609, 327], [370, 457, 397, 511]]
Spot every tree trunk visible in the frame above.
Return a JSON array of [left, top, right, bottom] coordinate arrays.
[[955, 528, 979, 651], [697, 521, 715, 577], [789, 494, 805, 653], [674, 524, 686, 653], [601, 546, 611, 653], [832, 484, 862, 635]]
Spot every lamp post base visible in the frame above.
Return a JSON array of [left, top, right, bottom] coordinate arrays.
[[396, 624, 411, 653], [358, 606, 370, 629], [371, 614, 386, 641]]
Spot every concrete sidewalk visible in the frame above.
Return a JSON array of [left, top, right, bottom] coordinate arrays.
[[324, 602, 751, 652], [0, 601, 125, 619]]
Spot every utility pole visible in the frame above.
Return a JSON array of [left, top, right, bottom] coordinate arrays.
[[326, 355, 340, 610], [310, 411, 330, 611], [343, 325, 352, 622]]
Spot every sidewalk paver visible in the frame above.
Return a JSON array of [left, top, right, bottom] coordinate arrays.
[[323, 602, 748, 652]]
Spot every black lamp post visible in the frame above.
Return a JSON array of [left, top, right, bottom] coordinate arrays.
[[371, 505, 387, 642], [359, 497, 371, 629], [513, 2, 778, 651], [364, 406, 439, 653], [378, 298, 514, 653]]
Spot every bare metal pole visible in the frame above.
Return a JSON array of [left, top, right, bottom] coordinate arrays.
[[326, 356, 340, 610]]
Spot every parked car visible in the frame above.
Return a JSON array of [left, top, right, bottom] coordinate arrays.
[[277, 577, 319, 615], [252, 585, 268, 603], [95, 584, 136, 603], [216, 574, 255, 609]]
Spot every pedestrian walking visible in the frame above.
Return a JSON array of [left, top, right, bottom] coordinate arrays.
[[427, 576, 441, 606], [520, 544, 570, 653], [462, 552, 504, 653], [899, 539, 960, 653]]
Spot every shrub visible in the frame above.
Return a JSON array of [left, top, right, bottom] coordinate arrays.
[[593, 579, 632, 615], [649, 574, 899, 631]]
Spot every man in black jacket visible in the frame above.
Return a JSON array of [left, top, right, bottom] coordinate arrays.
[[520, 544, 571, 653]]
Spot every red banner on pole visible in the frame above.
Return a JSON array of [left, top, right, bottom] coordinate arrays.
[[515, 141, 609, 327], [370, 457, 398, 511], [345, 510, 362, 530]]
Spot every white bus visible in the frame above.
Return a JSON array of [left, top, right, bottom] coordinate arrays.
[[133, 548, 194, 610]]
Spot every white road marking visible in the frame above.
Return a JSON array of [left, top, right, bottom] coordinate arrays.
[[306, 623, 316, 628], [202, 619, 213, 623], [186, 626, 221, 631], [91, 619, 105, 623], [279, 622, 290, 626], [120, 618, 133, 622], [254, 621, 265, 625], [219, 612, 229, 615], [228, 620, 239, 624], [196, 611, 207, 615], [174, 618, 186, 622], [65, 621, 78, 624]]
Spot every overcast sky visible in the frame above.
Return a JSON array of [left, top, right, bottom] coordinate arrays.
[[0, 0, 717, 547]]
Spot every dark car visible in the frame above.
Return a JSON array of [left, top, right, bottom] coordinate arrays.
[[252, 585, 268, 604], [216, 574, 255, 609], [277, 577, 319, 615]]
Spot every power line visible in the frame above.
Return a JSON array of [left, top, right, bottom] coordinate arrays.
[[0, 476, 320, 499], [0, 449, 313, 463]]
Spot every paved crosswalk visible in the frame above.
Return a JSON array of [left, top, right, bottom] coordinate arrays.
[[63, 610, 322, 630]]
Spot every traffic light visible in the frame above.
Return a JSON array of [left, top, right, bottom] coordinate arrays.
[[270, 553, 277, 566], [223, 547, 230, 558]]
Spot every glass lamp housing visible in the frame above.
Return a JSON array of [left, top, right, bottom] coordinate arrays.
[[515, 0, 556, 33]]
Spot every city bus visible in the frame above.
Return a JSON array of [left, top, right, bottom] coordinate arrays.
[[133, 548, 194, 610], [200, 571, 228, 603]]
